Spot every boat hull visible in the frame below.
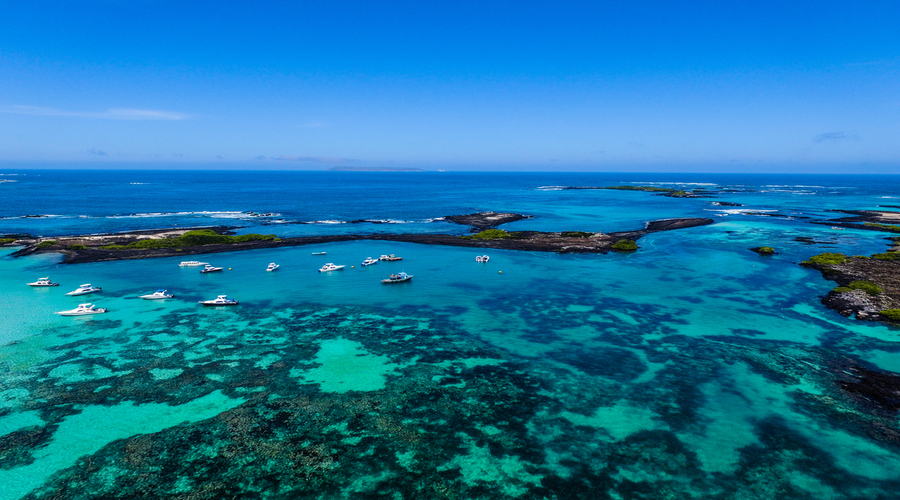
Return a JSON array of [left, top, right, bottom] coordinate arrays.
[[57, 309, 107, 316], [66, 289, 101, 296], [28, 283, 59, 287], [199, 301, 239, 306], [140, 295, 174, 300], [382, 277, 413, 283]]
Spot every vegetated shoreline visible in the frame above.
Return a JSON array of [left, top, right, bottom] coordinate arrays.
[[813, 210, 900, 233], [801, 237, 900, 324], [4, 212, 714, 264]]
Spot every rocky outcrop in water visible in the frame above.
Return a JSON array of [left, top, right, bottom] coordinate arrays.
[[443, 211, 532, 230], [801, 250, 900, 323], [12, 214, 715, 263]]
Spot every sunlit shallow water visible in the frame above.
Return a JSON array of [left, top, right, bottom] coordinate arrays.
[[1, 172, 899, 499]]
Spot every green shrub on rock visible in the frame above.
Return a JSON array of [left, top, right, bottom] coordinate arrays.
[[879, 309, 900, 321], [35, 240, 56, 249], [67, 244, 87, 250], [0, 238, 16, 245], [872, 252, 900, 261], [802, 252, 846, 266], [864, 222, 900, 233], [847, 280, 883, 296], [611, 239, 638, 251], [461, 229, 511, 240]]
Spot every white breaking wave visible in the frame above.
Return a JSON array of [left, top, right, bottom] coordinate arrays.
[[106, 211, 247, 219], [627, 181, 717, 186], [707, 208, 779, 217]]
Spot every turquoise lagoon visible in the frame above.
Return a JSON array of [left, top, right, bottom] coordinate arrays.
[[1, 171, 900, 499]]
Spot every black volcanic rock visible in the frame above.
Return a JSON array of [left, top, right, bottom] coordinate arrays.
[[443, 212, 532, 230]]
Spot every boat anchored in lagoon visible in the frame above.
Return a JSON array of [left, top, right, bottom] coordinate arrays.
[[319, 263, 345, 272], [56, 303, 108, 316], [475, 255, 490, 263], [200, 265, 224, 274], [179, 261, 210, 267], [379, 254, 403, 261], [28, 277, 59, 287], [140, 289, 175, 300], [66, 284, 101, 296], [199, 295, 239, 306], [361, 257, 378, 266], [266, 262, 280, 272], [381, 272, 413, 283]]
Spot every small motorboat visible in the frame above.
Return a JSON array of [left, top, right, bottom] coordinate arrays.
[[830, 227, 845, 230], [311, 252, 326, 255], [140, 289, 175, 300], [361, 257, 378, 266], [382, 272, 413, 283], [179, 261, 210, 267], [66, 284, 102, 296], [266, 262, 280, 272], [28, 277, 59, 287], [379, 254, 403, 261], [56, 303, 108, 316], [198, 294, 239, 306], [319, 263, 346, 272], [475, 255, 490, 263], [200, 265, 223, 274]]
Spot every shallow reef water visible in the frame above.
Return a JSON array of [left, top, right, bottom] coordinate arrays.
[[0, 298, 899, 499], [3, 172, 900, 499]]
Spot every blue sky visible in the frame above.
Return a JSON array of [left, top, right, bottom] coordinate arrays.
[[1, 1, 898, 171]]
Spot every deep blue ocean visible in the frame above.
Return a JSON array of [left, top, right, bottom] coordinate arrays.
[[1, 170, 900, 499]]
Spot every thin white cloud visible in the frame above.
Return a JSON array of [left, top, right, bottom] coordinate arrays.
[[0, 105, 189, 120]]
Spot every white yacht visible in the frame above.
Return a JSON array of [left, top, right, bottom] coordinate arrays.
[[28, 277, 59, 287], [382, 272, 413, 283], [311, 251, 326, 255], [379, 254, 403, 261], [199, 295, 239, 306], [179, 261, 210, 267], [318, 263, 345, 272], [476, 255, 490, 263], [66, 284, 102, 296], [266, 262, 280, 272], [140, 289, 175, 300], [361, 257, 378, 266], [56, 303, 108, 316], [200, 265, 223, 274]]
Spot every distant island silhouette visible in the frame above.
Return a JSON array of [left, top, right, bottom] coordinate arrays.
[[327, 166, 425, 172]]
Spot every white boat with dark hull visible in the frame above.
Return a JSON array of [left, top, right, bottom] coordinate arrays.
[[475, 255, 490, 263], [28, 277, 59, 287], [381, 272, 413, 284], [379, 254, 403, 261], [199, 295, 239, 306], [179, 261, 210, 267], [361, 257, 378, 266], [266, 262, 280, 272], [319, 263, 345, 272], [311, 252, 326, 255], [56, 303, 108, 316], [66, 284, 102, 296], [140, 289, 175, 300], [200, 265, 223, 274]]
